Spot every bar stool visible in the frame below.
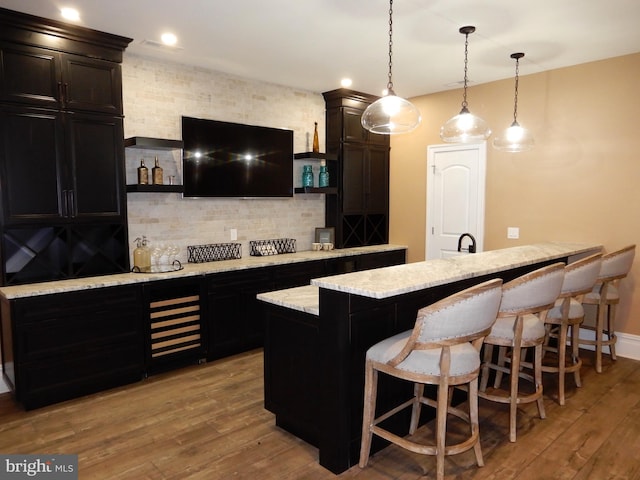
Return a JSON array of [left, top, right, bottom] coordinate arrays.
[[542, 253, 602, 405], [359, 279, 503, 480], [479, 263, 565, 442], [579, 245, 635, 373]]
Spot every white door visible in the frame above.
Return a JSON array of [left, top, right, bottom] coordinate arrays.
[[426, 143, 486, 259]]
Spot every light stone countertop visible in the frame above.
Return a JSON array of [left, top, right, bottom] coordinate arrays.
[[257, 242, 602, 316], [0, 244, 406, 300], [310, 242, 601, 299]]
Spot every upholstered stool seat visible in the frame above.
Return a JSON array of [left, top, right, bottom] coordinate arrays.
[[578, 245, 635, 373], [359, 279, 503, 480], [542, 253, 602, 405], [479, 263, 565, 443]]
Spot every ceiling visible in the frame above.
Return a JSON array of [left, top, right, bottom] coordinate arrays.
[[2, 0, 639, 98]]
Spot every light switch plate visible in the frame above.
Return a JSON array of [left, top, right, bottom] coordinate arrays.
[[230, 228, 238, 241], [507, 227, 520, 239]]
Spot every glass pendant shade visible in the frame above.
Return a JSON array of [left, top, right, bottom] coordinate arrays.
[[361, 0, 421, 135], [492, 52, 534, 152], [440, 106, 491, 143], [493, 121, 534, 152], [361, 93, 421, 134], [440, 26, 490, 143]]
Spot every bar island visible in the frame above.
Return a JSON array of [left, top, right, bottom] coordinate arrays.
[[257, 242, 601, 474]]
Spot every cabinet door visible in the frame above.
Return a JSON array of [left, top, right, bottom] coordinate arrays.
[[0, 43, 61, 108], [0, 107, 65, 223], [366, 145, 390, 214], [341, 143, 366, 214], [61, 54, 123, 114], [342, 107, 368, 143], [66, 113, 125, 220], [207, 269, 272, 360]]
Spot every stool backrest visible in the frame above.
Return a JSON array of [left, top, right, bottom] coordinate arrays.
[[560, 253, 602, 298], [498, 262, 565, 317], [598, 245, 635, 282], [395, 279, 503, 360]]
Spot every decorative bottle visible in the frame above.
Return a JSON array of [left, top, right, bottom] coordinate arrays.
[[137, 159, 149, 184], [302, 165, 314, 188], [152, 156, 163, 185], [319, 160, 329, 187], [133, 236, 151, 271], [312, 122, 320, 153]]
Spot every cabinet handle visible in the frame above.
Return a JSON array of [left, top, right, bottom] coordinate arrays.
[[63, 83, 69, 105], [68, 190, 75, 218], [57, 82, 64, 104], [62, 189, 68, 217]]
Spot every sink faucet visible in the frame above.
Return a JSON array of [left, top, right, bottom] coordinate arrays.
[[457, 233, 477, 254]]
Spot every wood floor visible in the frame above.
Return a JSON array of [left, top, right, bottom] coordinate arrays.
[[0, 349, 639, 479]]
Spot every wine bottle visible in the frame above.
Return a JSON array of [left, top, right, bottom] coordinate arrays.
[[312, 122, 320, 153]]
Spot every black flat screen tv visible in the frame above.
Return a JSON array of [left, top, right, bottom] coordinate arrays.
[[182, 116, 294, 198]]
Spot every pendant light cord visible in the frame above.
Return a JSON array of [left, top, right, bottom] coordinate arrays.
[[386, 0, 395, 94], [512, 56, 520, 123], [510, 52, 525, 124]]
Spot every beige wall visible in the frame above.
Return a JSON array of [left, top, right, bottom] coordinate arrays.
[[390, 52, 640, 335]]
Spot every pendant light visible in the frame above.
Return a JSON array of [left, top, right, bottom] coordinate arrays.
[[440, 26, 491, 143], [493, 52, 534, 152], [361, 0, 421, 135]]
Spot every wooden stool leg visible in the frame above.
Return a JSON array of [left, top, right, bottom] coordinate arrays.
[[557, 323, 568, 406], [436, 376, 450, 480], [494, 346, 507, 388], [534, 344, 546, 419], [409, 383, 424, 435], [480, 344, 493, 392], [607, 304, 617, 361], [595, 304, 604, 373], [359, 362, 378, 468], [509, 344, 521, 442], [571, 323, 582, 388], [469, 378, 484, 467]]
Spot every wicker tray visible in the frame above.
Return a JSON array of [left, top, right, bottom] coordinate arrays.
[[249, 238, 296, 256], [187, 243, 242, 263]]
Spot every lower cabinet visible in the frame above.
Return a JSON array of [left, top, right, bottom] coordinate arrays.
[[0, 248, 406, 409], [207, 268, 273, 361], [1, 285, 144, 410]]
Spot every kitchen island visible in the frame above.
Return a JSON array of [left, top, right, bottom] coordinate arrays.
[[257, 242, 601, 474]]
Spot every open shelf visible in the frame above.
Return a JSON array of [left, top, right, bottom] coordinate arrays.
[[294, 152, 337, 161], [294, 186, 337, 194], [124, 137, 184, 150], [126, 184, 183, 193]]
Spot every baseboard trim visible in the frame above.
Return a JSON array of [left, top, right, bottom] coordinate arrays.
[[578, 327, 640, 361]]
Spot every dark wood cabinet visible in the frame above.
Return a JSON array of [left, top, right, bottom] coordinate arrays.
[[0, 108, 125, 224], [207, 268, 273, 360], [0, 42, 124, 114], [1, 285, 144, 410], [323, 89, 391, 248], [0, 8, 132, 285]]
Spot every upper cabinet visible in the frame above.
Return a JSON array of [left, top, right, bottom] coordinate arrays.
[[0, 43, 123, 114], [323, 89, 391, 248], [0, 7, 132, 285]]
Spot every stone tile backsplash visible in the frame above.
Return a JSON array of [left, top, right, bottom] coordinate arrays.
[[122, 54, 327, 263]]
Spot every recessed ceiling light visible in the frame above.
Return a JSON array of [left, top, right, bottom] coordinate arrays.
[[340, 78, 353, 88], [60, 7, 80, 21], [161, 32, 178, 46]]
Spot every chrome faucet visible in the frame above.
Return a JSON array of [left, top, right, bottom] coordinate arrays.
[[457, 233, 477, 254]]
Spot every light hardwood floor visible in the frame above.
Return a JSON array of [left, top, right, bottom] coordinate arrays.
[[0, 349, 638, 479]]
